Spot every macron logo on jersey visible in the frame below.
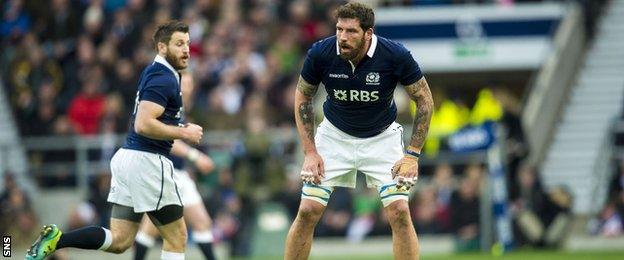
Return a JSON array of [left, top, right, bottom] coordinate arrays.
[[329, 73, 349, 79]]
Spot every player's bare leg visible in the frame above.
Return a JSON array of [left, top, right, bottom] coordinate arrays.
[[185, 202, 212, 234], [26, 219, 137, 259], [153, 217, 187, 253], [139, 215, 160, 237], [284, 199, 326, 260], [106, 218, 141, 253], [135, 203, 215, 260], [385, 200, 419, 260], [184, 201, 216, 259], [133, 215, 159, 260]]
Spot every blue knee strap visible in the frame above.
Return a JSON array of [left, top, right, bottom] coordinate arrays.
[[378, 183, 410, 207], [301, 184, 334, 206]]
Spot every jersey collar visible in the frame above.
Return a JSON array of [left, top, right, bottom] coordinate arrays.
[[336, 34, 378, 58], [154, 55, 180, 83]]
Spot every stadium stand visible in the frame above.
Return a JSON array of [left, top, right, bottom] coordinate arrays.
[[541, 0, 624, 214]]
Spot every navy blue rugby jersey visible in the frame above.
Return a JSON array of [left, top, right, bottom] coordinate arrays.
[[301, 35, 423, 138], [124, 55, 183, 155]]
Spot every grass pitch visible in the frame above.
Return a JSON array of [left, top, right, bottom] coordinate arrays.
[[305, 250, 624, 260]]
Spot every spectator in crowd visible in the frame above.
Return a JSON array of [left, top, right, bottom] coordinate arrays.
[[609, 158, 624, 201], [424, 96, 470, 156], [277, 165, 305, 219], [1, 0, 31, 40], [0, 173, 38, 245], [65, 173, 112, 230], [346, 188, 378, 242], [431, 163, 455, 232], [412, 185, 442, 234], [451, 174, 481, 252], [67, 67, 106, 135], [511, 163, 573, 247], [591, 203, 623, 237], [591, 158, 624, 238], [317, 188, 353, 237], [617, 192, 624, 235]]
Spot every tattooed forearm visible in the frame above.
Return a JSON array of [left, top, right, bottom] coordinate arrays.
[[298, 99, 316, 142], [405, 77, 434, 151], [294, 76, 320, 153], [296, 76, 319, 98]]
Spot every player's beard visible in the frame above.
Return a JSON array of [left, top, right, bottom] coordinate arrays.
[[339, 35, 365, 61], [165, 49, 188, 70]]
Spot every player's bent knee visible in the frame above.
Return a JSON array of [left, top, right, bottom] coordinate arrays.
[[297, 200, 325, 223], [108, 235, 135, 254], [386, 200, 412, 226], [162, 228, 187, 251]]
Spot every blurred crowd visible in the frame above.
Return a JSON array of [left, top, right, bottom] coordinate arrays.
[[0, 0, 593, 256], [2, 0, 340, 137], [590, 158, 624, 237], [0, 173, 38, 246], [588, 100, 624, 237]]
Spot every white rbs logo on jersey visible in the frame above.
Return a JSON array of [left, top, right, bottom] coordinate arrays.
[[333, 89, 379, 102]]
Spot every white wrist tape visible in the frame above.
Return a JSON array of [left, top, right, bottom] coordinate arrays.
[[187, 148, 200, 162]]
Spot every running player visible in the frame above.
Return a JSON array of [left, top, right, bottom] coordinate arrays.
[[25, 20, 201, 260]]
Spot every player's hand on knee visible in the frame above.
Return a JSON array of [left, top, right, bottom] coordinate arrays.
[[181, 123, 203, 144], [301, 152, 325, 185], [391, 155, 419, 190], [393, 175, 417, 191]]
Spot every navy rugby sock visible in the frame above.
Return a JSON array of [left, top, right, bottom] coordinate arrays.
[[57, 226, 112, 250]]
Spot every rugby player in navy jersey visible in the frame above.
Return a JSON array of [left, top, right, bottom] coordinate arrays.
[[285, 2, 434, 260], [133, 73, 217, 260], [26, 21, 202, 260]]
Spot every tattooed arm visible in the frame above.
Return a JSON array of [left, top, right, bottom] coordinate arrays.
[[391, 77, 433, 185], [294, 76, 325, 184], [294, 76, 319, 154], [404, 77, 434, 153]]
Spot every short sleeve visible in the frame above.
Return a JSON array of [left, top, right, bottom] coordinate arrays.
[[300, 43, 322, 85], [398, 51, 423, 86], [140, 73, 175, 107]]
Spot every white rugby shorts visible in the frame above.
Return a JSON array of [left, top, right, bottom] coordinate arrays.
[[108, 148, 183, 213], [315, 119, 404, 188], [176, 169, 203, 206]]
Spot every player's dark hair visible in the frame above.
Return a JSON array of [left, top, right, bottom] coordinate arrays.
[[152, 20, 189, 50], [335, 2, 375, 31]]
